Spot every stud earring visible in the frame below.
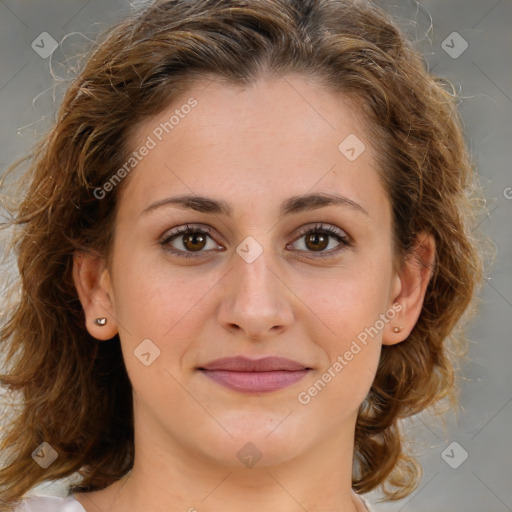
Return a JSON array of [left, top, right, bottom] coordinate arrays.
[[393, 326, 402, 333], [94, 317, 107, 326]]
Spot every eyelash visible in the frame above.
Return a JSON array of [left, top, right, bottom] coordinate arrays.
[[159, 223, 353, 259]]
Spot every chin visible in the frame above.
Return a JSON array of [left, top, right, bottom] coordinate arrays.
[[188, 415, 313, 469]]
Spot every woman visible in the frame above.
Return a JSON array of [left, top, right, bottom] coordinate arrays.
[[0, 0, 485, 511]]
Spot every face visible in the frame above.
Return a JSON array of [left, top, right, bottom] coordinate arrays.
[[78, 74, 420, 470]]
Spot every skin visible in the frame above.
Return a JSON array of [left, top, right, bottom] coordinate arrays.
[[73, 74, 435, 512]]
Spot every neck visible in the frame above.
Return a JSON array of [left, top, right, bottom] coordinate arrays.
[[75, 413, 366, 512]]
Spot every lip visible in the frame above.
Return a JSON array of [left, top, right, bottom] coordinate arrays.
[[200, 356, 308, 372], [198, 356, 311, 393]]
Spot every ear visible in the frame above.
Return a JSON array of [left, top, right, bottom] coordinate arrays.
[[72, 251, 118, 341], [382, 231, 436, 346]]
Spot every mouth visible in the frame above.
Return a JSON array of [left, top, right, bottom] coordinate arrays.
[[198, 356, 312, 394]]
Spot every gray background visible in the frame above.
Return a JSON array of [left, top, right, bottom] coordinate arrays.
[[0, 1, 511, 511]]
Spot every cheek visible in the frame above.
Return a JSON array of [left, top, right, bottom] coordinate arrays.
[[297, 288, 384, 415], [110, 244, 225, 373], [110, 235, 186, 331], [300, 258, 392, 340], [296, 259, 390, 394]]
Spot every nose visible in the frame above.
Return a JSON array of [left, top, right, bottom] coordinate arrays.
[[217, 241, 294, 341]]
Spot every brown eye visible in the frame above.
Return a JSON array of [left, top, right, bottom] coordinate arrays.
[[160, 225, 222, 258], [304, 232, 329, 252], [288, 224, 352, 258], [181, 232, 208, 252]]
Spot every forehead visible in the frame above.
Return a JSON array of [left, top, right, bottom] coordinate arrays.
[[118, 75, 390, 225]]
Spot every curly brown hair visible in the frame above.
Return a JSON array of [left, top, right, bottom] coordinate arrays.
[[0, 0, 487, 509]]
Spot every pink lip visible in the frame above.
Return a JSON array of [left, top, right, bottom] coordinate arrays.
[[199, 356, 311, 393]]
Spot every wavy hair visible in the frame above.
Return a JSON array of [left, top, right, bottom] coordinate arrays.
[[0, 0, 487, 509]]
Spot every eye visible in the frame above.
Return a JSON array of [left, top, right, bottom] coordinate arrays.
[[287, 223, 352, 258], [159, 224, 223, 258], [159, 223, 352, 259]]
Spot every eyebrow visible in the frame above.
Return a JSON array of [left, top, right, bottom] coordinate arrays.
[[141, 192, 369, 218]]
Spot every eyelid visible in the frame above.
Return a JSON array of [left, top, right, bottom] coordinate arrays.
[[293, 223, 352, 244], [159, 224, 222, 250], [286, 223, 352, 258]]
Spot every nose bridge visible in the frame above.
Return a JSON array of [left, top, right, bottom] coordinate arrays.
[[218, 234, 293, 337], [234, 235, 281, 310]]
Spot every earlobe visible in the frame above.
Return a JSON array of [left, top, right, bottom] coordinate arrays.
[[383, 232, 436, 346], [72, 251, 118, 341]]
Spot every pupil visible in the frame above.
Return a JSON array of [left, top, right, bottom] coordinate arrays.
[[184, 233, 206, 251], [307, 233, 328, 251]]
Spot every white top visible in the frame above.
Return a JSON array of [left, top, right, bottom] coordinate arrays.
[[16, 493, 373, 511], [14, 495, 86, 512]]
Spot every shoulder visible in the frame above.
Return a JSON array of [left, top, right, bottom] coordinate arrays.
[[14, 493, 375, 512], [13, 495, 85, 512]]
